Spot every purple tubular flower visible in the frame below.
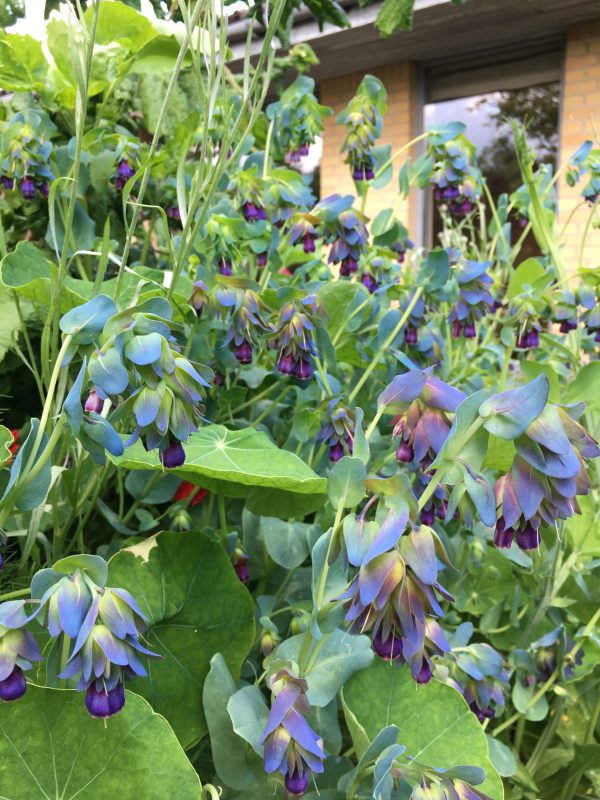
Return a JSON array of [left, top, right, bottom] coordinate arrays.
[[2, 175, 14, 190], [493, 517, 514, 549], [0, 665, 27, 702], [256, 252, 268, 267], [420, 508, 435, 526], [340, 255, 358, 276], [415, 660, 433, 684], [464, 322, 477, 339], [218, 257, 233, 276], [39, 181, 49, 198], [85, 681, 126, 718], [295, 358, 313, 380], [404, 325, 418, 345], [516, 522, 540, 550], [21, 176, 35, 199], [261, 669, 325, 790], [166, 205, 181, 221], [234, 555, 250, 584], [396, 442, 414, 463], [285, 769, 310, 795], [160, 441, 186, 468], [303, 233, 316, 253], [373, 630, 403, 661], [234, 340, 253, 364], [329, 442, 345, 462], [84, 390, 105, 414], [361, 272, 378, 294], [117, 159, 135, 180], [278, 353, 296, 375]]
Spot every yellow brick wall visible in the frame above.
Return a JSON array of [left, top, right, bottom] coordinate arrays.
[[558, 21, 600, 271], [319, 63, 418, 234]]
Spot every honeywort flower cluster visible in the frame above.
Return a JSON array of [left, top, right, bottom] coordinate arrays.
[[32, 556, 158, 718], [0, 601, 42, 701], [552, 289, 579, 333], [434, 624, 509, 723], [409, 775, 492, 800], [317, 196, 369, 276], [316, 400, 355, 462], [378, 369, 464, 470], [272, 294, 325, 379], [429, 135, 482, 218], [268, 76, 331, 166], [340, 509, 452, 683], [0, 109, 55, 199], [61, 295, 210, 468], [448, 260, 495, 340], [261, 667, 325, 796], [493, 401, 600, 550], [337, 75, 386, 182], [229, 166, 268, 222], [214, 285, 271, 365]]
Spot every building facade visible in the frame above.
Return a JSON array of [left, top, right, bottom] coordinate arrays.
[[230, 0, 600, 266]]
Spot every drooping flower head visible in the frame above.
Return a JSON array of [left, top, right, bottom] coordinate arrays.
[[428, 133, 482, 219], [0, 601, 43, 702], [214, 284, 271, 365], [272, 294, 325, 380], [32, 556, 159, 718], [0, 109, 55, 201], [434, 623, 509, 723], [379, 369, 465, 471], [317, 400, 355, 462], [493, 402, 600, 551], [337, 75, 386, 182], [312, 195, 368, 276], [261, 667, 325, 795], [448, 260, 495, 340], [267, 76, 332, 167], [552, 289, 579, 333], [339, 501, 453, 682]]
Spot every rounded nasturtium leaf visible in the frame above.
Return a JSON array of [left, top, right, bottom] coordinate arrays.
[[107, 530, 255, 749], [0, 424, 14, 467], [0, 685, 201, 799], [109, 424, 328, 516], [341, 659, 504, 800]]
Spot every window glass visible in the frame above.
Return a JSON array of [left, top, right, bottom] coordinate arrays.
[[424, 83, 560, 256]]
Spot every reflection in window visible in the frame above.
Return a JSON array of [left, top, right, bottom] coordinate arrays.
[[424, 83, 560, 257]]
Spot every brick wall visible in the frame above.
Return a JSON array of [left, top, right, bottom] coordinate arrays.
[[558, 21, 600, 271], [319, 62, 418, 234]]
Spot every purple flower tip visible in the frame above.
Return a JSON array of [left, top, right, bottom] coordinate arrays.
[[285, 769, 309, 796], [21, 176, 35, 199], [39, 181, 49, 198], [303, 233, 316, 254], [160, 441, 186, 469], [329, 442, 345, 462], [84, 390, 104, 414], [234, 340, 253, 365], [395, 442, 414, 463], [516, 522, 540, 551], [415, 661, 433, 684], [493, 517, 514, 548], [278, 353, 296, 375], [452, 320, 462, 339], [464, 322, 476, 339], [361, 272, 378, 294], [2, 175, 14, 190], [0, 666, 27, 702], [117, 159, 134, 180], [420, 508, 435, 526], [404, 325, 418, 345], [234, 556, 250, 583], [85, 682, 125, 718], [373, 631, 403, 661], [256, 252, 268, 267], [295, 358, 313, 380], [219, 258, 233, 276]]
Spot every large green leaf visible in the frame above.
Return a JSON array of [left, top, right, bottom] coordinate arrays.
[[341, 659, 504, 799], [0, 33, 48, 91], [107, 530, 255, 749], [0, 685, 201, 799], [110, 424, 328, 516]]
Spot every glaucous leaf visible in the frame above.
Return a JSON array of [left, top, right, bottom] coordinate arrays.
[[341, 659, 504, 799], [479, 376, 549, 440], [108, 530, 255, 749]]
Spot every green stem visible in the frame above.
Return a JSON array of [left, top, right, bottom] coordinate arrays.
[[250, 385, 289, 428], [366, 407, 384, 440], [0, 588, 31, 602], [348, 287, 423, 404], [59, 633, 71, 689], [217, 493, 228, 542]]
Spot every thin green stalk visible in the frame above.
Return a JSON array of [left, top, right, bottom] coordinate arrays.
[[348, 286, 424, 404], [217, 493, 228, 541], [49, 2, 100, 366], [59, 634, 71, 689], [250, 384, 290, 428], [0, 588, 31, 602]]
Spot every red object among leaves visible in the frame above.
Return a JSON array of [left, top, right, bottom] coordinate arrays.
[[6, 429, 20, 463], [172, 481, 208, 507]]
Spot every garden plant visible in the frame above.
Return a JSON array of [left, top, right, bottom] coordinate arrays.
[[0, 2, 599, 799]]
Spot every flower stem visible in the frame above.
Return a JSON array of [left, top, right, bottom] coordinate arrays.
[[348, 286, 424, 404], [0, 588, 30, 602]]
